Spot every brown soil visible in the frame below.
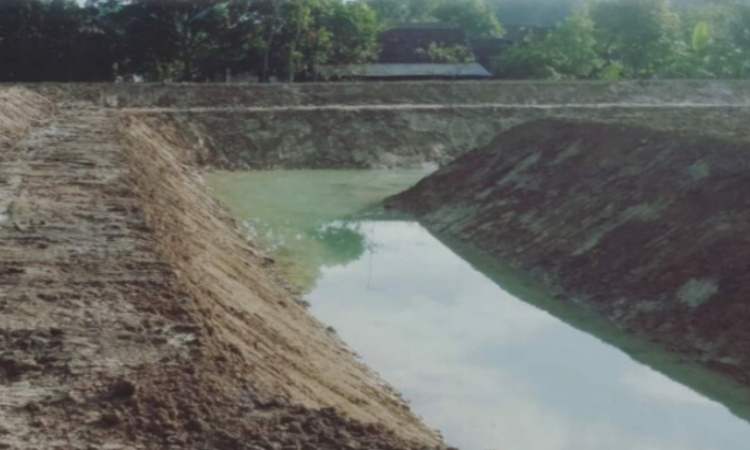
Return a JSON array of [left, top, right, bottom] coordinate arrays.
[[0, 90, 446, 449], [387, 119, 750, 388]]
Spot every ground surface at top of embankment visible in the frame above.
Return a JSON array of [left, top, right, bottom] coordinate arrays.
[[27, 79, 750, 109]]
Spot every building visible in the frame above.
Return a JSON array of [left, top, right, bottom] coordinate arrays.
[[318, 62, 491, 81], [319, 23, 491, 81]]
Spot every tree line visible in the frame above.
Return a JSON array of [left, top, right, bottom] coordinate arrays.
[[493, 0, 750, 80], [0, 0, 380, 82], [0, 0, 503, 82], [0, 0, 747, 82]]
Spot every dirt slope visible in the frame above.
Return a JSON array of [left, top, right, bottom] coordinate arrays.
[[0, 92, 445, 449], [387, 119, 750, 386]]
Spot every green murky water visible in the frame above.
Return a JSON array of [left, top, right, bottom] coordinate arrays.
[[207, 170, 431, 292], [206, 170, 750, 450]]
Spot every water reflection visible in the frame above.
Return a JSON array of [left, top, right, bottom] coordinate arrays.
[[206, 170, 428, 292], [233, 220, 372, 292], [306, 221, 750, 450], [313, 222, 369, 267]]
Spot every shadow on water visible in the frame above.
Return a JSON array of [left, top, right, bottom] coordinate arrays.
[[422, 226, 750, 426]]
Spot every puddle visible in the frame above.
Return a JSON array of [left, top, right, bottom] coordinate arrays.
[[207, 170, 750, 450]]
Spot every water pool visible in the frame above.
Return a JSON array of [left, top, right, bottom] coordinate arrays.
[[207, 170, 750, 450]]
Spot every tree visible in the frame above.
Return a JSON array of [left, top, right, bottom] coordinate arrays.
[[589, 0, 683, 78], [326, 1, 380, 65], [488, 0, 585, 26], [492, 9, 603, 79], [432, 0, 504, 38], [492, 44, 557, 79], [493, 0, 750, 80], [279, 0, 318, 82], [0, 0, 118, 82], [229, 0, 379, 83], [677, 1, 750, 78], [363, 0, 440, 27], [725, 2, 750, 78], [544, 9, 603, 78], [115, 0, 230, 81]]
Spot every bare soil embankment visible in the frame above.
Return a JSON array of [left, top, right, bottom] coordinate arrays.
[[386, 120, 750, 390], [0, 89, 445, 449]]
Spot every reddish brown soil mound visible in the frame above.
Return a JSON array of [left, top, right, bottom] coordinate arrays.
[[387, 119, 750, 386]]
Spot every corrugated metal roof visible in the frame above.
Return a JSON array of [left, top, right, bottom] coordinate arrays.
[[319, 63, 491, 79]]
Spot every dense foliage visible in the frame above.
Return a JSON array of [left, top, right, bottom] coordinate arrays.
[[493, 0, 750, 79], [0, 0, 384, 82], [0, 0, 747, 82]]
